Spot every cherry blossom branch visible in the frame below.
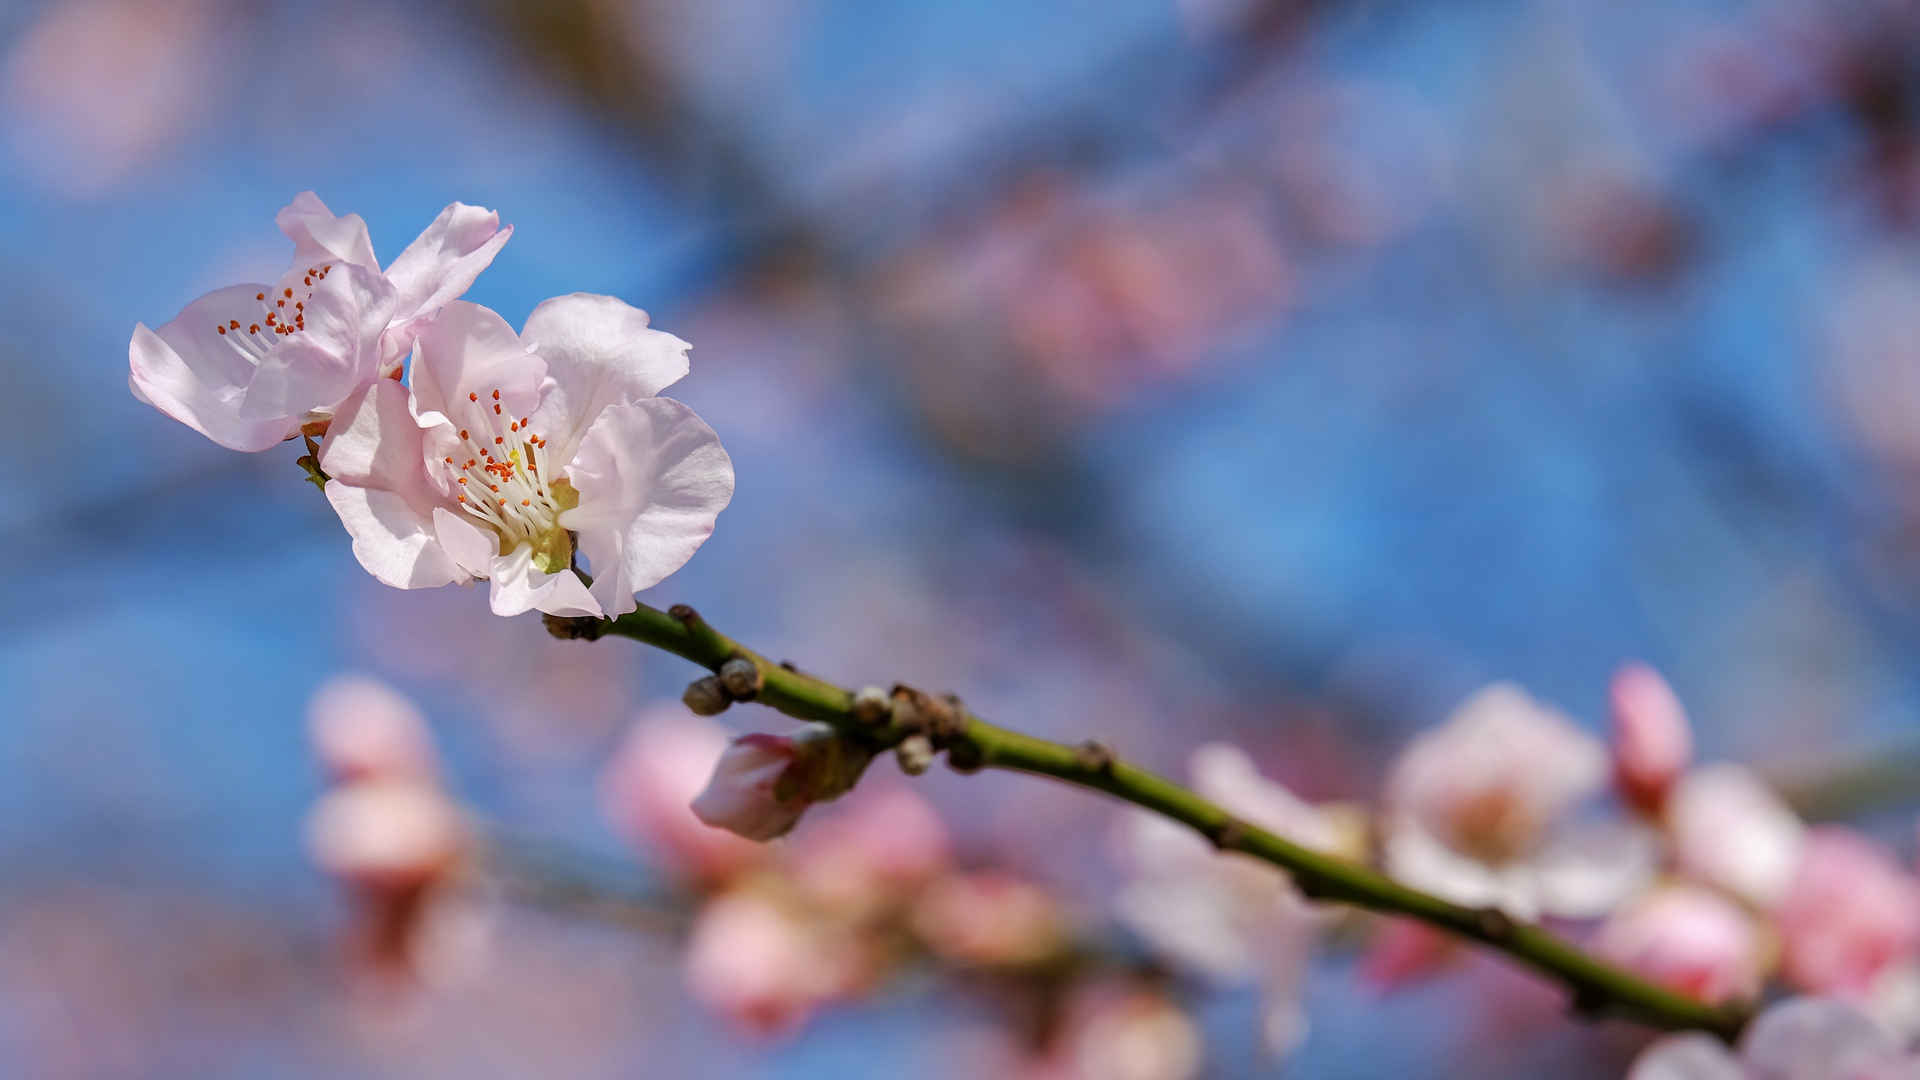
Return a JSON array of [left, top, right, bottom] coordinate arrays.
[[546, 604, 1752, 1041]]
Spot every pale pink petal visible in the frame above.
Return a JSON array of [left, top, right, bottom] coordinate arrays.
[[1058, 985, 1204, 1080], [1529, 819, 1658, 919], [1627, 1033, 1743, 1080], [324, 481, 463, 589], [383, 202, 513, 326], [1594, 885, 1766, 1005], [305, 780, 463, 893], [238, 260, 397, 422], [276, 191, 378, 270], [522, 293, 691, 460], [484, 543, 601, 618], [307, 675, 437, 783], [562, 398, 735, 615], [318, 381, 468, 589], [406, 300, 546, 440], [1669, 764, 1805, 911], [129, 286, 295, 451], [1611, 662, 1693, 812], [1777, 829, 1920, 995], [690, 732, 804, 842], [431, 507, 496, 579], [1114, 877, 1259, 979], [1739, 997, 1902, 1078], [1190, 743, 1343, 853], [598, 708, 762, 882], [1360, 917, 1456, 990]]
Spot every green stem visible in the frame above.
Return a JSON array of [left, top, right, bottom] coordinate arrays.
[[551, 602, 1750, 1041]]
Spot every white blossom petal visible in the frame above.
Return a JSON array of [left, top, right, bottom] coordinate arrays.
[[1628, 1033, 1743, 1080], [1669, 763, 1805, 911], [384, 202, 513, 327], [523, 293, 691, 461], [129, 285, 294, 451], [275, 190, 378, 270], [1739, 997, 1903, 1079], [1529, 819, 1658, 919], [562, 398, 735, 616], [485, 544, 601, 618]]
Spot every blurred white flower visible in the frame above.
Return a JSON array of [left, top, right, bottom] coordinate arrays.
[[307, 675, 438, 784], [1382, 683, 1653, 920], [304, 780, 464, 894], [1630, 997, 1917, 1080], [1667, 763, 1805, 911], [682, 889, 878, 1039], [1777, 828, 1920, 997], [1115, 743, 1352, 1058]]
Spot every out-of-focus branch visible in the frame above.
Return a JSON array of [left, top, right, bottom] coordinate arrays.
[[546, 604, 1752, 1041]]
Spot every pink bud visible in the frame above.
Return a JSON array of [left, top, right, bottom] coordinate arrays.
[[304, 780, 464, 894], [1777, 828, 1920, 994], [1608, 663, 1692, 812], [307, 676, 437, 784], [1593, 884, 1764, 1005], [598, 708, 761, 883], [690, 726, 874, 842]]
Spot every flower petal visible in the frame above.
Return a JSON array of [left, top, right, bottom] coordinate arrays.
[[1738, 997, 1902, 1077], [1627, 1033, 1743, 1080], [523, 293, 691, 460], [432, 507, 496, 579], [276, 191, 378, 270], [1669, 764, 1805, 911], [562, 397, 734, 616], [324, 481, 464, 589], [484, 543, 601, 618], [384, 202, 513, 324], [406, 300, 546, 441], [319, 380, 436, 500], [129, 284, 295, 451]]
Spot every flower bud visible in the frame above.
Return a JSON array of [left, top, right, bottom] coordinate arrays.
[[307, 676, 438, 784], [691, 726, 875, 841], [683, 675, 732, 716], [305, 780, 464, 894], [851, 686, 891, 726], [719, 657, 762, 699], [1609, 663, 1691, 813], [895, 734, 935, 775]]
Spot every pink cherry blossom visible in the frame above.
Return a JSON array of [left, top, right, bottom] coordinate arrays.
[[1593, 884, 1767, 1005], [682, 889, 877, 1039], [1630, 997, 1918, 1079], [319, 297, 734, 617], [910, 871, 1070, 968], [598, 707, 762, 883], [785, 787, 951, 917], [130, 192, 510, 451], [1777, 828, 1920, 996], [1381, 683, 1653, 920], [304, 779, 465, 895], [1667, 763, 1806, 911], [307, 675, 438, 784], [1610, 662, 1693, 813]]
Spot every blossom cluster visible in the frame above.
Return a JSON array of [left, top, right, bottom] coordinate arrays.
[[131, 193, 734, 618]]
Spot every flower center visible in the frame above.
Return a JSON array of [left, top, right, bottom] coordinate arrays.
[[211, 264, 333, 354], [441, 388, 576, 572]]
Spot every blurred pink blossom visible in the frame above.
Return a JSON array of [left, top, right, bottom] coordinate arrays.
[[690, 726, 874, 842], [1630, 997, 1917, 1079], [308, 675, 438, 784], [1609, 663, 1693, 813], [786, 787, 951, 918], [1777, 828, 1920, 996], [1593, 884, 1767, 1005], [304, 780, 465, 895], [1382, 683, 1653, 919], [1667, 763, 1806, 911], [910, 871, 1070, 969], [1114, 743, 1347, 1057], [1024, 982, 1204, 1080], [682, 889, 878, 1039], [598, 708, 762, 884], [1359, 917, 1458, 991]]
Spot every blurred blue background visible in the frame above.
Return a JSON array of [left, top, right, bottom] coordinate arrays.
[[5, 0, 1920, 1075]]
